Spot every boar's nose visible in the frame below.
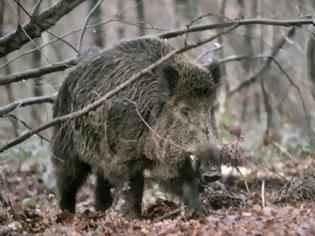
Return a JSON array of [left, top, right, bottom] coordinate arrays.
[[201, 168, 222, 183]]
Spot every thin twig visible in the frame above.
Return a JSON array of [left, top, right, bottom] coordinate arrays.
[[155, 208, 182, 220], [1, 17, 311, 69], [0, 24, 239, 153], [271, 58, 315, 145], [31, 0, 43, 16], [216, 54, 270, 64], [184, 13, 214, 47], [1, 25, 244, 86], [228, 27, 296, 97], [158, 18, 312, 39], [0, 57, 78, 86], [13, 0, 80, 55], [77, 0, 104, 53], [7, 0, 52, 65], [261, 180, 265, 208], [235, 166, 251, 195], [272, 141, 294, 160], [115, 18, 166, 31], [195, 44, 223, 62], [123, 97, 187, 152], [6, 114, 50, 143], [0, 94, 56, 116], [276, 176, 295, 201]]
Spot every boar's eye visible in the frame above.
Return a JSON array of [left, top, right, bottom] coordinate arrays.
[[180, 107, 190, 118]]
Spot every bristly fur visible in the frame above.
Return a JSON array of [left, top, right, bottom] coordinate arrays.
[[51, 37, 221, 215]]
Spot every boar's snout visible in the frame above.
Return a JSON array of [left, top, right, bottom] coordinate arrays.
[[192, 140, 223, 183]]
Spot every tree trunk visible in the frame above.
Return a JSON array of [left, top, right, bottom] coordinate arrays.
[[117, 0, 125, 39], [31, 0, 44, 125], [89, 0, 105, 47], [0, 0, 18, 137], [134, 0, 145, 36], [174, 0, 195, 27], [237, 0, 251, 123], [307, 1, 315, 101], [218, 0, 230, 112], [259, 0, 274, 145]]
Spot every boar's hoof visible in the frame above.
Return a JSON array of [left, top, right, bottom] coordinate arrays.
[[123, 208, 141, 220], [185, 202, 209, 218], [194, 202, 209, 217]]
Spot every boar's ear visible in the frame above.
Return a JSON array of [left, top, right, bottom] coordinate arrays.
[[159, 64, 179, 97], [207, 59, 221, 85]]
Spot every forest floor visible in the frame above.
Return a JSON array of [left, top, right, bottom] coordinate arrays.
[[0, 152, 315, 235]]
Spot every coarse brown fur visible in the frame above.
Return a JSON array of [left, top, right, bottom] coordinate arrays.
[[51, 37, 222, 217]]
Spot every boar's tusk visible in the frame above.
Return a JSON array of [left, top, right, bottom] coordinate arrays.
[[189, 154, 198, 171]]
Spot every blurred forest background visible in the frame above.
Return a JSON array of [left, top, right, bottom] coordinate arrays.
[[0, 0, 315, 234]]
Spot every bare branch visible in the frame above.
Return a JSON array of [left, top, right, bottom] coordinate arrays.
[[77, 0, 104, 53], [0, 24, 239, 153], [116, 18, 165, 31], [31, 0, 44, 16], [195, 44, 223, 62], [0, 30, 82, 71], [6, 114, 50, 143], [0, 18, 166, 71], [0, 0, 86, 58], [8, 2, 53, 66], [0, 94, 56, 117], [13, 0, 80, 55], [158, 18, 312, 39], [0, 57, 78, 86], [271, 58, 314, 145], [228, 27, 296, 96], [216, 54, 270, 64], [1, 22, 254, 86]]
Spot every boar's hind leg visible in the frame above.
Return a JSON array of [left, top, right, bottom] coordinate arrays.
[[95, 173, 113, 211], [56, 158, 91, 213], [125, 172, 144, 218]]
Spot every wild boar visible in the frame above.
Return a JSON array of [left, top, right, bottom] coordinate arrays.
[[51, 38, 223, 218]]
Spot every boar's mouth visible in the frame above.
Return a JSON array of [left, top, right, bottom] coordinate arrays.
[[189, 154, 222, 183], [201, 168, 222, 183]]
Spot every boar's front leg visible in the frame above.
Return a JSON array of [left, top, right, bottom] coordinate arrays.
[[179, 156, 209, 216], [124, 172, 144, 219], [160, 176, 208, 216], [182, 178, 209, 216]]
